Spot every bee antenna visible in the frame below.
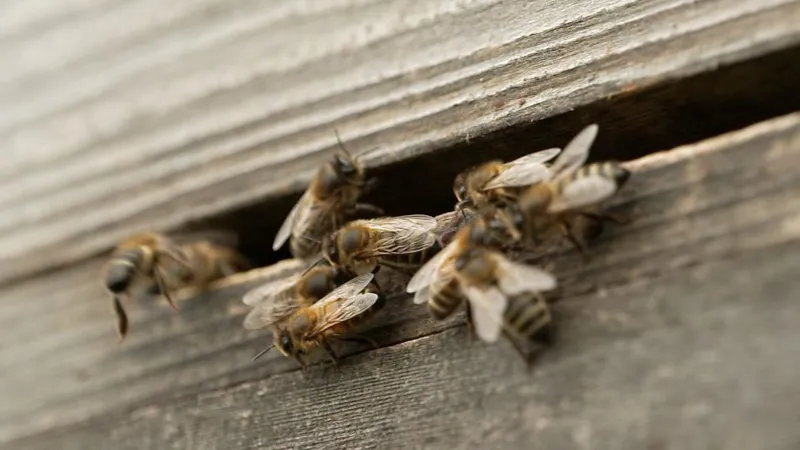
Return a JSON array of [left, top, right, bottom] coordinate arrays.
[[300, 257, 327, 276], [252, 345, 275, 362], [333, 129, 352, 158]]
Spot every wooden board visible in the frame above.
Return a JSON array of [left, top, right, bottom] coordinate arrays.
[[2, 0, 800, 284], [4, 113, 800, 448]]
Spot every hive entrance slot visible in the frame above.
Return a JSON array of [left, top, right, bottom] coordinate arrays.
[[184, 45, 800, 268]]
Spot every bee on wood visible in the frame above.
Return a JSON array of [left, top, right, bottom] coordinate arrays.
[[407, 215, 556, 347], [242, 262, 351, 331], [272, 132, 382, 260], [510, 124, 631, 252], [252, 273, 384, 369], [322, 214, 440, 275], [452, 147, 562, 213], [104, 232, 249, 342]]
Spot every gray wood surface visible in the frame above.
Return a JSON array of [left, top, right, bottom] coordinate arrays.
[[4, 113, 800, 449], [2, 0, 799, 284]]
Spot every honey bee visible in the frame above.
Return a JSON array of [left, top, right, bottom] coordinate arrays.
[[272, 132, 382, 260], [510, 124, 631, 251], [322, 214, 440, 275], [251, 273, 384, 369], [407, 214, 556, 345], [453, 147, 562, 212], [242, 262, 350, 331], [105, 232, 249, 341]]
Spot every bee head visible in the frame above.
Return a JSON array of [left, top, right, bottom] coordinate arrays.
[[333, 153, 358, 178], [274, 329, 295, 357], [105, 249, 144, 293], [303, 268, 336, 300]]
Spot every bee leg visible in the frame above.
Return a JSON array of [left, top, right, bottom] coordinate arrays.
[[559, 221, 587, 256], [295, 354, 308, 371], [464, 303, 476, 342], [154, 268, 179, 312], [336, 335, 379, 350], [360, 177, 380, 195], [113, 294, 129, 343], [320, 340, 341, 371]]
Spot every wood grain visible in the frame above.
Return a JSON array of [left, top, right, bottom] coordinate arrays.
[[1, 0, 799, 284], [4, 113, 800, 448]]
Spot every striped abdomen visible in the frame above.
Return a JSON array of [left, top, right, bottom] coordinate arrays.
[[378, 241, 443, 275], [105, 247, 147, 293], [427, 276, 464, 320], [553, 161, 630, 194], [504, 295, 551, 340]]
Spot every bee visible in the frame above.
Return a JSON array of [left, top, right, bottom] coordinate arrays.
[[105, 232, 249, 341], [272, 132, 381, 260], [322, 214, 440, 275], [510, 124, 631, 251], [407, 214, 556, 346], [242, 262, 351, 331], [251, 273, 384, 369], [453, 147, 562, 212]]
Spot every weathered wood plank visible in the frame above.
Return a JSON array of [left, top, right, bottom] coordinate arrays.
[[3, 113, 800, 447], [1, 0, 799, 283]]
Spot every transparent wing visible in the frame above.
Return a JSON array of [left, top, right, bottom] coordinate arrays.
[[508, 147, 562, 166], [242, 285, 303, 330], [307, 292, 379, 337], [406, 239, 459, 293], [462, 285, 507, 343], [413, 286, 430, 305], [313, 273, 375, 309], [242, 276, 296, 306], [547, 174, 618, 213], [550, 124, 598, 180], [494, 255, 557, 296], [482, 148, 561, 190], [273, 191, 312, 250], [357, 215, 438, 256]]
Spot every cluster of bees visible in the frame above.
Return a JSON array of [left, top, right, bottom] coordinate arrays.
[[104, 124, 630, 368]]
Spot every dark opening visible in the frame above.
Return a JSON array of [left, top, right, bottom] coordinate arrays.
[[185, 45, 800, 268]]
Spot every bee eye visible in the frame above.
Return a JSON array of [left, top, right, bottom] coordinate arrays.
[[280, 335, 293, 353], [335, 156, 356, 176]]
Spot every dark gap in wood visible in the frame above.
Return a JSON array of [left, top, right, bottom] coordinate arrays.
[[186, 45, 800, 268]]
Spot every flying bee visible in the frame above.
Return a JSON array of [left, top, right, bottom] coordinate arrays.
[[510, 124, 631, 251], [407, 213, 555, 346], [242, 262, 351, 331], [272, 132, 382, 260], [252, 273, 384, 369], [104, 232, 249, 341], [453, 147, 562, 213], [322, 214, 439, 275]]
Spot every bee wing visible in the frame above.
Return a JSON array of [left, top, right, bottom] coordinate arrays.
[[547, 174, 618, 213], [314, 273, 375, 308], [482, 148, 561, 190], [406, 239, 459, 293], [359, 215, 438, 256], [462, 285, 507, 343], [550, 124, 598, 180], [307, 292, 380, 337], [242, 276, 295, 306], [242, 284, 303, 330], [413, 286, 430, 305], [273, 191, 314, 251], [493, 255, 557, 296]]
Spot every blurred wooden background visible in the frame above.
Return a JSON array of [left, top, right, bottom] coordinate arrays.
[[1, 1, 800, 449]]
